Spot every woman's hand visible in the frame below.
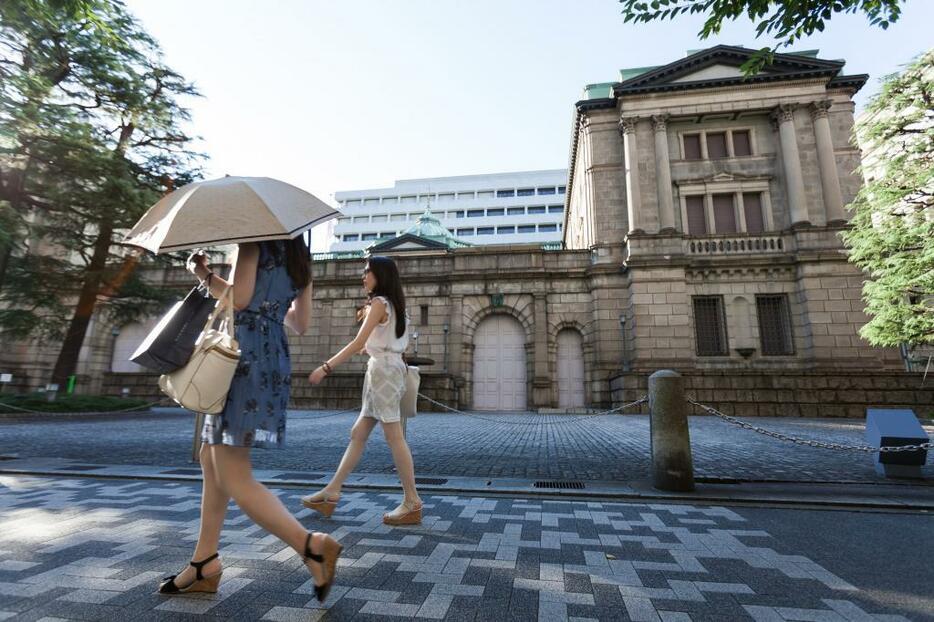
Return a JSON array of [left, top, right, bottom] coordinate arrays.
[[187, 250, 209, 278], [308, 367, 327, 385]]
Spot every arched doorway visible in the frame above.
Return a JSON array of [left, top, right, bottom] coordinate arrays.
[[556, 329, 585, 408], [472, 315, 527, 410], [111, 317, 160, 373]]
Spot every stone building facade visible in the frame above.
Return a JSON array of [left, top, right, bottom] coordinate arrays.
[[4, 45, 929, 417]]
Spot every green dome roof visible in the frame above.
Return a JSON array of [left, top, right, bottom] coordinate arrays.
[[401, 206, 472, 248]]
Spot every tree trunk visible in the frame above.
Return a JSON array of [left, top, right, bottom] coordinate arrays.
[[50, 221, 113, 387]]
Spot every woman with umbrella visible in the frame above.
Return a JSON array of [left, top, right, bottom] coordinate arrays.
[[124, 177, 343, 601]]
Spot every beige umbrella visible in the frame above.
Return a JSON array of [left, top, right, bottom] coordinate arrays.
[[123, 176, 339, 253]]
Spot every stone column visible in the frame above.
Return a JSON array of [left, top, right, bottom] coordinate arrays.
[[810, 100, 846, 224], [652, 114, 676, 232], [532, 293, 551, 408], [619, 116, 644, 234], [772, 104, 810, 227]]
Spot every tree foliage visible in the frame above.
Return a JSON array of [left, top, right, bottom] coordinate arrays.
[[0, 0, 203, 383], [842, 50, 934, 348], [619, 0, 905, 73]]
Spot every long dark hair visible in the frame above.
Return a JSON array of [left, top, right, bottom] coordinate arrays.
[[265, 237, 311, 290], [366, 255, 406, 338]]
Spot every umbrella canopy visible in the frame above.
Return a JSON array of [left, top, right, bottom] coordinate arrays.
[[123, 176, 339, 253]]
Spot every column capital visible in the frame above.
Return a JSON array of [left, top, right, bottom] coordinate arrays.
[[579, 115, 591, 130], [771, 103, 797, 125], [618, 116, 639, 135], [809, 99, 833, 120], [651, 114, 670, 132]]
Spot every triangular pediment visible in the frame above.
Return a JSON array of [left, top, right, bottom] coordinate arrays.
[[616, 45, 845, 95], [367, 233, 449, 253]]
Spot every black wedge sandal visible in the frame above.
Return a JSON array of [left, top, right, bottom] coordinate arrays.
[[304, 532, 343, 603], [159, 552, 223, 594]]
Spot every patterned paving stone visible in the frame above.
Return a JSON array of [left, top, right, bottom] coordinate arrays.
[[0, 475, 929, 621]]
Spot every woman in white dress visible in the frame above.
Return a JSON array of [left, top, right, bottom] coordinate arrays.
[[304, 256, 423, 525]]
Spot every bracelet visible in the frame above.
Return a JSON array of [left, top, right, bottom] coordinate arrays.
[[321, 361, 333, 375]]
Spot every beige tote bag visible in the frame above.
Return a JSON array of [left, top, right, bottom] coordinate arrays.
[[400, 365, 420, 419], [159, 289, 240, 414]]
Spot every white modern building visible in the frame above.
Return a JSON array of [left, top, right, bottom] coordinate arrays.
[[329, 169, 568, 252]]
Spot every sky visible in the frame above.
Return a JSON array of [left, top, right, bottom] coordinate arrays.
[[125, 0, 934, 249]]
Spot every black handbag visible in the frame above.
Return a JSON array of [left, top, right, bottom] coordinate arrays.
[[129, 284, 216, 373]]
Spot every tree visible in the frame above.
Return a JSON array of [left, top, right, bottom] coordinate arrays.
[[619, 0, 906, 73], [841, 51, 934, 349], [0, 0, 202, 386]]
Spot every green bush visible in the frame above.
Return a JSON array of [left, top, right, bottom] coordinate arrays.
[[0, 393, 151, 414]]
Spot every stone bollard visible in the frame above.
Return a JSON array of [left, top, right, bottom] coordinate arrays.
[[648, 370, 695, 492]]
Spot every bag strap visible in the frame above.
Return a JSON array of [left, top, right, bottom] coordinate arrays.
[[200, 286, 234, 337]]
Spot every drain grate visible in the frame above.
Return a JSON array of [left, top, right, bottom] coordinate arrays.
[[273, 472, 328, 480], [533, 480, 585, 490], [415, 477, 448, 486], [161, 468, 203, 476]]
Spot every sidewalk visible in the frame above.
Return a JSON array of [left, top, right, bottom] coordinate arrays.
[[0, 474, 930, 621]]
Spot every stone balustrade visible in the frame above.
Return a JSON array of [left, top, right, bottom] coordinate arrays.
[[684, 233, 789, 256]]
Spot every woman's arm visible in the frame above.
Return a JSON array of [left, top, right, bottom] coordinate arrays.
[[189, 244, 259, 310], [284, 282, 312, 335], [308, 298, 386, 385]]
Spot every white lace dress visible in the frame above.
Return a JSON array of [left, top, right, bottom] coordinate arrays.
[[360, 296, 410, 423]]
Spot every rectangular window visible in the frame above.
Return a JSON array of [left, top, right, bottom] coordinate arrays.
[[454, 210, 465, 218], [537, 187, 556, 195], [685, 196, 707, 234], [457, 228, 474, 236], [467, 209, 485, 218], [712, 194, 737, 233], [527, 205, 546, 215], [352, 216, 369, 224], [342, 234, 359, 242], [732, 130, 752, 156], [361, 233, 377, 241], [477, 191, 494, 199], [558, 186, 566, 194], [337, 217, 350, 225], [486, 208, 505, 217], [457, 191, 475, 200], [383, 196, 398, 204], [517, 188, 534, 197], [547, 205, 563, 214], [364, 198, 380, 206], [345, 199, 361, 207], [420, 305, 429, 326], [438, 193, 454, 201], [507, 207, 525, 215], [400, 195, 417, 203], [496, 189, 515, 198], [706, 132, 728, 159], [476, 227, 494, 235], [371, 214, 387, 223], [390, 214, 406, 222], [693, 296, 728, 356], [538, 224, 558, 232], [743, 192, 764, 233], [757, 295, 794, 355], [683, 134, 702, 160], [497, 226, 515, 234], [380, 231, 394, 238], [517, 225, 536, 234]]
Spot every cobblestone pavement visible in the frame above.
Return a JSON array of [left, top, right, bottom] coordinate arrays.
[[1, 475, 931, 621], [2, 410, 932, 482]]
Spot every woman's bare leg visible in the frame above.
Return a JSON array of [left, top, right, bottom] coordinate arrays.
[[213, 445, 330, 585], [315, 415, 378, 496], [169, 443, 228, 586], [382, 421, 421, 506]]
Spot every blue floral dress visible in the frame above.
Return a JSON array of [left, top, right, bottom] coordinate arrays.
[[202, 242, 298, 449]]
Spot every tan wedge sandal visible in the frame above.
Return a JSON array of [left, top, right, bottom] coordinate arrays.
[[304, 531, 343, 603], [383, 499, 423, 526], [158, 553, 223, 594], [301, 490, 341, 518]]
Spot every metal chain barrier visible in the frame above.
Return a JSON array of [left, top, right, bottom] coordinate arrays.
[[415, 392, 647, 426], [689, 398, 934, 453], [0, 397, 174, 416]]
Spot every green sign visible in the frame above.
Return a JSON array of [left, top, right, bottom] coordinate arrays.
[[491, 293, 504, 307]]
